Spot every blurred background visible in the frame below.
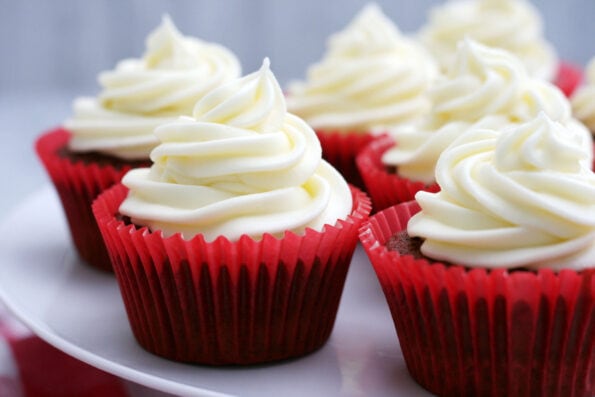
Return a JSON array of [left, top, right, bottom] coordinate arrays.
[[2, 0, 595, 215], [4, 0, 595, 93]]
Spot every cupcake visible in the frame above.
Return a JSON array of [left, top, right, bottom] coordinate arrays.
[[418, 0, 581, 96], [36, 16, 241, 271], [360, 113, 595, 397], [286, 3, 437, 188], [92, 59, 371, 365], [357, 39, 591, 212]]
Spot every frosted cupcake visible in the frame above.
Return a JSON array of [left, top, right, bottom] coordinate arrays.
[[357, 39, 591, 211], [93, 59, 371, 364], [36, 16, 241, 271], [286, 3, 437, 187], [360, 113, 595, 397], [418, 0, 581, 96]]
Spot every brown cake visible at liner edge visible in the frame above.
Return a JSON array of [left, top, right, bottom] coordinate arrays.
[[386, 230, 425, 259], [386, 231, 536, 273], [58, 145, 149, 168]]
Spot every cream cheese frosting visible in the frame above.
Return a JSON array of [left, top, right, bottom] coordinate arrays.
[[407, 113, 595, 271], [286, 3, 437, 133], [65, 15, 241, 160], [571, 57, 595, 135], [119, 59, 353, 241], [418, 0, 558, 81], [382, 39, 588, 184]]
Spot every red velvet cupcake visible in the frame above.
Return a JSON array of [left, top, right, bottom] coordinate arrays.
[[360, 115, 595, 396], [94, 183, 369, 364], [360, 202, 594, 397], [286, 4, 437, 189], [93, 59, 371, 364], [35, 16, 240, 271]]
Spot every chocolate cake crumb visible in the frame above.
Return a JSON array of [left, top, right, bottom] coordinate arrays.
[[385, 231, 534, 272], [57, 145, 148, 168], [116, 214, 132, 224], [386, 231, 424, 259], [385, 165, 398, 174]]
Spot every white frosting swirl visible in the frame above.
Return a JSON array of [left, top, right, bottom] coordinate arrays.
[[119, 59, 353, 241], [383, 115, 510, 184], [428, 39, 529, 125], [66, 16, 241, 159], [419, 0, 558, 81], [408, 113, 595, 271], [571, 57, 595, 135], [286, 3, 437, 132], [383, 39, 585, 184]]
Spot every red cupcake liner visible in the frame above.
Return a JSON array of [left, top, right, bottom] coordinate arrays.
[[315, 129, 377, 190], [356, 135, 440, 212], [554, 61, 583, 98], [359, 202, 595, 397], [93, 183, 371, 365], [35, 128, 149, 272]]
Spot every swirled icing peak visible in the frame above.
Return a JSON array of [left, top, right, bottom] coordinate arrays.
[[429, 38, 528, 125], [382, 39, 585, 184], [65, 15, 241, 160], [144, 15, 204, 69], [192, 58, 285, 133], [99, 15, 241, 115], [286, 3, 437, 132], [571, 57, 595, 135], [327, 3, 406, 56], [408, 112, 595, 271], [119, 59, 353, 241], [419, 0, 558, 81]]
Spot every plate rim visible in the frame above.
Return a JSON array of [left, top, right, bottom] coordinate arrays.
[[0, 186, 233, 397], [0, 185, 429, 397]]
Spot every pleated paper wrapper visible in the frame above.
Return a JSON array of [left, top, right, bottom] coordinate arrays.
[[315, 129, 376, 190], [359, 201, 594, 397], [554, 61, 583, 97], [93, 183, 371, 365], [356, 135, 439, 212], [35, 128, 149, 272]]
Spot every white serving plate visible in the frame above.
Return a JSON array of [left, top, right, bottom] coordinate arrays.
[[0, 186, 432, 397]]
